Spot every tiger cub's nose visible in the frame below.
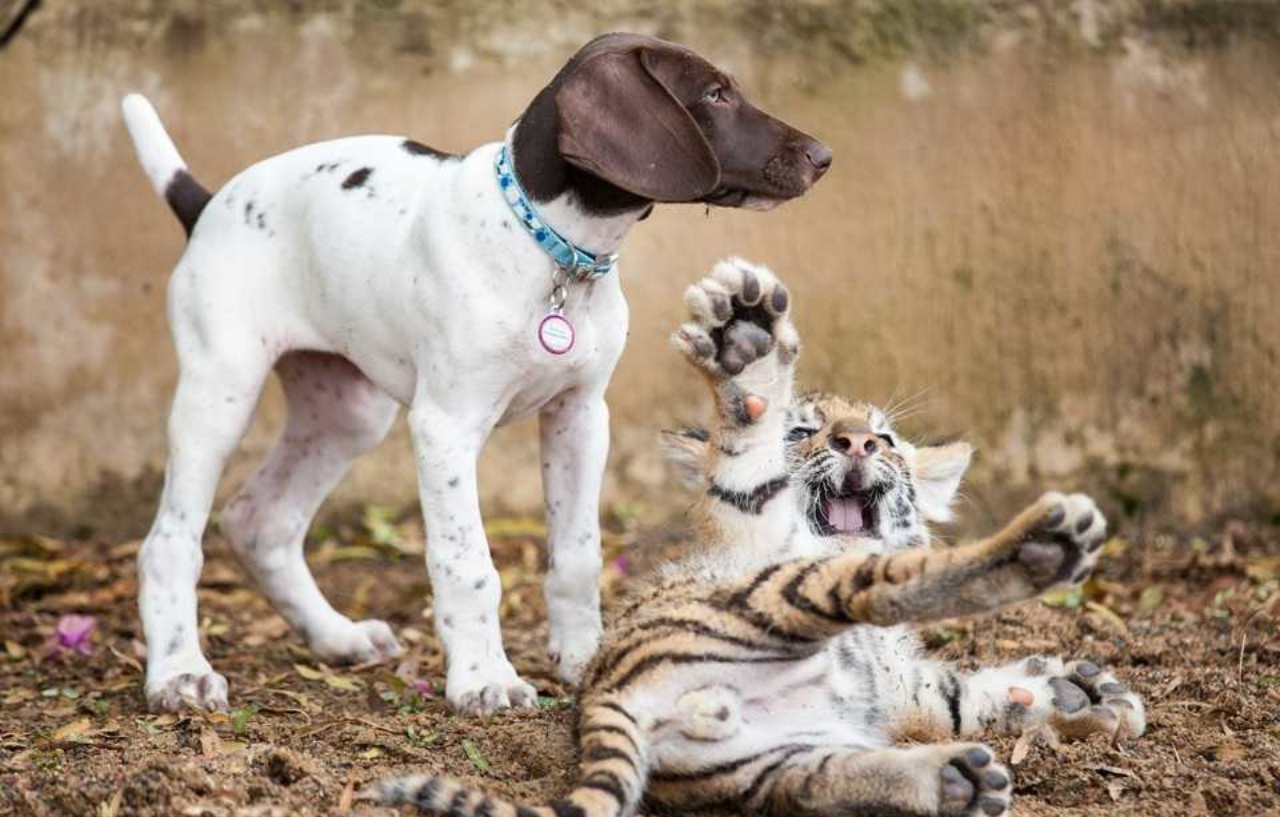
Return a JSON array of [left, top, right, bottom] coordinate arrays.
[[830, 432, 879, 458]]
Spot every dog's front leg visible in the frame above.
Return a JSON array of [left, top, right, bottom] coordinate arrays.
[[539, 390, 608, 683], [409, 400, 537, 716]]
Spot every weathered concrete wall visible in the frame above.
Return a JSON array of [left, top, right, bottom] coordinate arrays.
[[2, 1, 1279, 538]]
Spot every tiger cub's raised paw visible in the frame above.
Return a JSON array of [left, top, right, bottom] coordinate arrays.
[[1009, 492, 1107, 591], [672, 257, 799, 381]]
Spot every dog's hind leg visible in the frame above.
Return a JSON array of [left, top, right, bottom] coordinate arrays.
[[220, 352, 402, 664], [139, 345, 273, 712]]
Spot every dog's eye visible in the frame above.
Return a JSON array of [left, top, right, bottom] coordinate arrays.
[[786, 426, 816, 442], [703, 86, 727, 104], [877, 433, 896, 449]]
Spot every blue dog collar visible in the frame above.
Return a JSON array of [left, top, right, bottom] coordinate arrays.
[[494, 144, 618, 281]]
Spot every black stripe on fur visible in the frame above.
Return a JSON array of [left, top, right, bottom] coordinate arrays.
[[597, 701, 637, 723], [941, 670, 963, 735], [412, 778, 441, 809], [578, 724, 641, 755], [740, 745, 813, 807], [707, 475, 790, 514], [651, 743, 816, 783], [446, 787, 469, 817], [782, 561, 846, 623], [582, 770, 630, 804], [551, 801, 586, 817], [611, 650, 795, 691], [582, 745, 637, 767]]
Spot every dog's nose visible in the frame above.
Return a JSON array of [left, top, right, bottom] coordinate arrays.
[[804, 141, 833, 174], [830, 432, 878, 458]]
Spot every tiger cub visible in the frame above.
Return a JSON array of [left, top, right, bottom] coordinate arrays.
[[377, 259, 1144, 817]]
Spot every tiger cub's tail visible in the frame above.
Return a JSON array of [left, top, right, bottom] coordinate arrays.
[[375, 700, 650, 817]]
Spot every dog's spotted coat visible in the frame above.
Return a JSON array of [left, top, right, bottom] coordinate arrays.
[[120, 34, 830, 716]]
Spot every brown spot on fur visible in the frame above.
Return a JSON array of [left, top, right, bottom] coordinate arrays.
[[164, 169, 213, 238], [402, 139, 457, 160], [342, 168, 373, 190]]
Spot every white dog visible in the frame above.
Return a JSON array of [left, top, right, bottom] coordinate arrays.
[[121, 33, 830, 715]]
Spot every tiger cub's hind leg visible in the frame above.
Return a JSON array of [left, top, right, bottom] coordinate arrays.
[[896, 655, 1146, 743], [762, 743, 1012, 817], [985, 656, 1147, 740]]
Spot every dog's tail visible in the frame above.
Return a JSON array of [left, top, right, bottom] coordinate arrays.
[[373, 699, 650, 817], [120, 93, 211, 237]]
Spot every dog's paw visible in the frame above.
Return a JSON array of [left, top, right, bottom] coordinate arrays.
[[935, 745, 1011, 817], [672, 258, 800, 380], [146, 669, 229, 713], [309, 619, 403, 664], [447, 662, 537, 717], [1011, 492, 1107, 591], [548, 628, 600, 686], [1047, 660, 1147, 740]]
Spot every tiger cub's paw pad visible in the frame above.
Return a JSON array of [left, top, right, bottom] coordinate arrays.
[[1014, 492, 1106, 590], [1049, 660, 1147, 739], [673, 258, 799, 379], [937, 745, 1011, 817]]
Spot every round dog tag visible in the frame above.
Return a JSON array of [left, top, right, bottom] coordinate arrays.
[[538, 312, 575, 355]]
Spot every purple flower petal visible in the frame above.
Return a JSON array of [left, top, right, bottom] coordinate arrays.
[[612, 555, 631, 575], [410, 680, 434, 698], [54, 614, 96, 656]]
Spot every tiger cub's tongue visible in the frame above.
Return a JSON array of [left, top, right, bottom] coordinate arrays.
[[826, 497, 865, 533]]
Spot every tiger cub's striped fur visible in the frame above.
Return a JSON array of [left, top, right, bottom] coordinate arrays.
[[378, 259, 1144, 817]]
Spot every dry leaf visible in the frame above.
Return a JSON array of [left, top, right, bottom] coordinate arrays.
[[324, 673, 363, 692], [50, 717, 92, 743], [1156, 675, 1185, 698], [1011, 722, 1061, 765], [107, 541, 141, 560], [483, 517, 547, 540], [1138, 584, 1165, 612], [1202, 742, 1248, 762], [3, 687, 36, 705], [1085, 601, 1131, 635], [1245, 556, 1280, 582], [294, 663, 326, 681], [337, 778, 356, 815], [200, 728, 222, 757], [97, 788, 123, 817]]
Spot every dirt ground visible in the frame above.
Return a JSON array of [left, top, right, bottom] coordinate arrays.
[[2, 510, 1278, 817]]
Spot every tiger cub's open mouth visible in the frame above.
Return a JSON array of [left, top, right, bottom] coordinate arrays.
[[814, 485, 880, 537]]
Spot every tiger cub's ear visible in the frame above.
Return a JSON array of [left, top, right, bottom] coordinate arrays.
[[661, 427, 710, 488], [913, 441, 973, 523]]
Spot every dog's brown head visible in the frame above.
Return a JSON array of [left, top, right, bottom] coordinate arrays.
[[513, 33, 831, 214]]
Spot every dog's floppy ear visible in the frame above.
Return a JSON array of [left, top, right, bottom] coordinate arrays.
[[556, 48, 720, 202]]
